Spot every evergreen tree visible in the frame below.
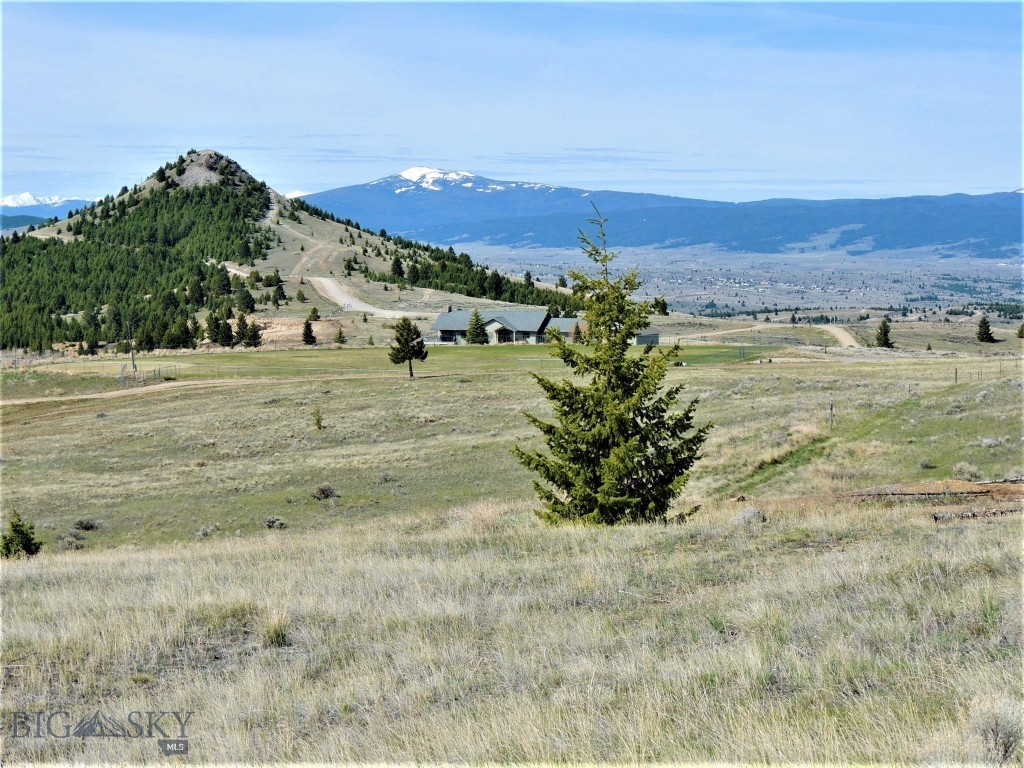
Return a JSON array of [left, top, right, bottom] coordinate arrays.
[[875, 317, 894, 348], [388, 317, 428, 378], [466, 309, 489, 344], [513, 212, 710, 525], [217, 317, 234, 347], [1017, 322, 1023, 339], [333, 326, 348, 346], [243, 318, 262, 347], [307, 307, 320, 321], [652, 296, 669, 316], [296, 289, 306, 302], [391, 256, 405, 279], [302, 319, 317, 345], [976, 314, 996, 343], [236, 314, 249, 342], [1, 510, 42, 558], [236, 287, 256, 313]]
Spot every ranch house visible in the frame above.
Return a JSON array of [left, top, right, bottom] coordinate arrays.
[[430, 308, 658, 346]]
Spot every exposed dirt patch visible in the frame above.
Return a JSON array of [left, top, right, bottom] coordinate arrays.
[[820, 325, 861, 348]]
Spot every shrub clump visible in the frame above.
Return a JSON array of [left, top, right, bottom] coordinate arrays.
[[264, 517, 288, 529], [312, 484, 336, 500]]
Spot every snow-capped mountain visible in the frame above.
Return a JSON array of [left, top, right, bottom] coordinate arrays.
[[305, 168, 691, 234], [380, 167, 558, 195], [0, 192, 93, 221], [0, 192, 67, 207], [302, 170, 1022, 258]]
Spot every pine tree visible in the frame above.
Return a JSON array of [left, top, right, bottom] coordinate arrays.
[[875, 317, 894, 348], [333, 326, 348, 346], [466, 309, 489, 344], [307, 307, 320, 321], [217, 317, 234, 347], [1017, 322, 1023, 339], [296, 289, 306, 302], [236, 314, 249, 342], [244, 319, 263, 348], [976, 314, 996, 343], [1, 510, 42, 558], [513, 212, 710, 525], [302, 319, 317, 345], [388, 317, 428, 378], [236, 286, 256, 313], [391, 256, 405, 279]]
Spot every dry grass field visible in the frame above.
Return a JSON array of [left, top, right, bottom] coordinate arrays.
[[1, 340, 1022, 763]]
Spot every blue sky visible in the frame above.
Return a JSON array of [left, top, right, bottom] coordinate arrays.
[[2, 1, 1020, 201]]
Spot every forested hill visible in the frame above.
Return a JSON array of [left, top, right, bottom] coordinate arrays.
[[0, 150, 272, 352]]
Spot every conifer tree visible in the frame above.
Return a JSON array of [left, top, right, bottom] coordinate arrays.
[[217, 317, 234, 347], [875, 317, 894, 348], [236, 314, 249, 342], [976, 314, 996, 343], [514, 212, 710, 525], [243, 318, 262, 347], [307, 307, 320, 321], [1, 510, 42, 558], [235, 288, 256, 313], [388, 317, 428, 378], [302, 319, 317, 345], [333, 326, 348, 346], [466, 309, 489, 344], [1017, 322, 1023, 339]]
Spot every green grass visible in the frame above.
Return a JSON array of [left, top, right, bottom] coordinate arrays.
[[8, 342, 780, 384], [1, 345, 1021, 763], [3, 347, 1020, 551]]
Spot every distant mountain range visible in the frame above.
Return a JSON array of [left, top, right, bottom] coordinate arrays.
[[0, 192, 94, 221], [304, 169, 1022, 259]]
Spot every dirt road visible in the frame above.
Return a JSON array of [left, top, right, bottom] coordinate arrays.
[[307, 277, 426, 319], [0, 378, 252, 407], [820, 325, 861, 347]]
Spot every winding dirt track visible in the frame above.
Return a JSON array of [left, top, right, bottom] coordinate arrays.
[[819, 325, 861, 347], [307, 277, 425, 319]]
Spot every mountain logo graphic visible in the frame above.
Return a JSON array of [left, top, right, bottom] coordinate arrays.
[[71, 711, 129, 738]]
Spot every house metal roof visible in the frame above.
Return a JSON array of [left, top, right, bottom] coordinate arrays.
[[431, 310, 478, 332], [485, 311, 550, 333], [433, 309, 550, 333]]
